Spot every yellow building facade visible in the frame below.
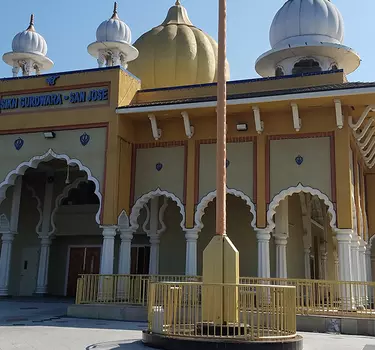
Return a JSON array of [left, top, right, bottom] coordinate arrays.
[[0, 0, 373, 297]]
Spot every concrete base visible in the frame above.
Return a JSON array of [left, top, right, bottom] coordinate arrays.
[[142, 331, 303, 350], [67, 304, 147, 322], [297, 315, 375, 336]]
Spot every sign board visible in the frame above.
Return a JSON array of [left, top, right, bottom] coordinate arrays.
[[0, 86, 109, 113]]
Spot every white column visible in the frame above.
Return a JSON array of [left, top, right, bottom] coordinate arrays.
[[35, 176, 54, 295], [149, 236, 160, 275], [351, 238, 360, 282], [118, 229, 133, 275], [0, 233, 15, 296], [320, 245, 328, 280], [0, 177, 23, 296], [334, 252, 340, 281], [274, 234, 288, 279], [35, 237, 52, 294], [303, 235, 311, 279], [256, 230, 271, 278], [366, 249, 372, 283], [336, 229, 355, 310], [99, 226, 117, 275], [358, 241, 368, 305], [185, 229, 198, 276]]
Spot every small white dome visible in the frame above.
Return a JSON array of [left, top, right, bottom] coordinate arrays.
[[270, 0, 344, 49], [96, 2, 132, 43], [12, 15, 47, 56]]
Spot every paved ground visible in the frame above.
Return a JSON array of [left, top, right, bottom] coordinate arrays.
[[1, 300, 375, 349]]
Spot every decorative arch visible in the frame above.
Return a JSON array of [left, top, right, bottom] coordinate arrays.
[[50, 177, 88, 234], [129, 188, 186, 231], [267, 183, 337, 232], [0, 149, 103, 224], [368, 234, 375, 249], [194, 188, 257, 232]]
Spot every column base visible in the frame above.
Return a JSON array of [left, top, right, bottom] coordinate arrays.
[[33, 292, 50, 297], [0, 288, 10, 297]]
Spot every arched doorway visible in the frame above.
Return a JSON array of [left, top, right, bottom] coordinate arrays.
[[195, 189, 256, 276], [0, 151, 103, 297], [267, 185, 337, 280], [129, 190, 186, 276]]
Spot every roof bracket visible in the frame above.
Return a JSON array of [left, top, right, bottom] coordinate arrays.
[[291, 103, 301, 132], [148, 114, 161, 140], [252, 106, 264, 134], [334, 99, 344, 129], [181, 111, 194, 139]]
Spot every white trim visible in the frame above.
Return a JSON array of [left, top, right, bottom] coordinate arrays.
[[64, 244, 102, 297], [116, 86, 375, 114], [130, 188, 186, 231], [0, 149, 103, 224], [50, 177, 88, 234], [194, 188, 257, 232], [267, 183, 337, 232]]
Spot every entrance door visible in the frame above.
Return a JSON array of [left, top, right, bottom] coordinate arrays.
[[66, 247, 101, 297], [130, 246, 150, 275], [19, 247, 39, 296]]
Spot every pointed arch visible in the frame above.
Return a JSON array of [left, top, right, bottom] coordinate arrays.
[[50, 177, 88, 234], [130, 188, 186, 230], [118, 210, 130, 229], [0, 149, 103, 224], [194, 188, 257, 232], [267, 183, 337, 232]]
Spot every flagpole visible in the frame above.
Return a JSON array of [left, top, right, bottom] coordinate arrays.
[[216, 0, 227, 237]]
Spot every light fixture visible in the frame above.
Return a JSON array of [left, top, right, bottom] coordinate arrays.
[[236, 123, 248, 132], [43, 131, 56, 139]]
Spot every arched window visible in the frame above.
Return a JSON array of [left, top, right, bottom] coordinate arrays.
[[275, 66, 285, 77], [292, 59, 322, 75]]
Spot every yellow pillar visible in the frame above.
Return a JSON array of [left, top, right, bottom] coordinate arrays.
[[334, 126, 353, 229], [185, 139, 196, 228], [102, 121, 120, 225], [117, 138, 133, 217], [256, 134, 267, 228]]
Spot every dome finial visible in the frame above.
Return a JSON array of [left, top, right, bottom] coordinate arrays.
[[175, 0, 181, 5], [111, 2, 119, 19], [27, 14, 35, 32]]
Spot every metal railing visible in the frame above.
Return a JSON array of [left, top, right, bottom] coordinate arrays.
[[240, 277, 375, 318], [75, 274, 375, 318], [148, 282, 297, 341], [75, 274, 201, 306]]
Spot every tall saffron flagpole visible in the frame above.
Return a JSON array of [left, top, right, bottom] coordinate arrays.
[[216, 0, 227, 237]]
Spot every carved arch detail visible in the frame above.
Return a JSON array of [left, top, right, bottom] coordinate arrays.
[[267, 183, 337, 232]]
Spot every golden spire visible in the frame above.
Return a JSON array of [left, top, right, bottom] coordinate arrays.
[[111, 2, 119, 19], [175, 0, 181, 5], [26, 14, 35, 32], [162, 0, 193, 26]]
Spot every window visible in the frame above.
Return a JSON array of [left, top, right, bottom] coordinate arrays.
[[292, 59, 322, 75], [62, 181, 99, 205], [275, 66, 285, 77]]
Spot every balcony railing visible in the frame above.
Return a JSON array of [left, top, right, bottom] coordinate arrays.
[[75, 274, 375, 318]]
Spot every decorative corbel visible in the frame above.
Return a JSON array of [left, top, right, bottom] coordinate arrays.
[[148, 114, 161, 140], [368, 156, 375, 169], [362, 137, 375, 157], [349, 105, 375, 131], [181, 111, 194, 139], [334, 99, 344, 129], [252, 106, 264, 134], [291, 103, 301, 132], [365, 146, 375, 163]]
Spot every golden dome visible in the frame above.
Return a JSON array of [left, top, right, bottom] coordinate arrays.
[[128, 1, 229, 89]]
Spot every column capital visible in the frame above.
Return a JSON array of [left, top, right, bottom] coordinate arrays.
[[185, 228, 199, 242], [38, 236, 52, 246], [149, 235, 161, 245], [274, 233, 288, 245], [100, 225, 118, 238], [120, 229, 133, 242], [1, 232, 14, 243], [256, 229, 271, 242], [336, 229, 353, 242], [366, 249, 372, 257], [351, 239, 360, 249]]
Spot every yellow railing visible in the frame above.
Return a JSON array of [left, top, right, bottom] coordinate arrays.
[[148, 282, 297, 341], [75, 274, 375, 318], [75, 274, 201, 306], [240, 277, 375, 318]]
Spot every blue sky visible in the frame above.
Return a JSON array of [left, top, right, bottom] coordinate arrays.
[[0, 0, 372, 82]]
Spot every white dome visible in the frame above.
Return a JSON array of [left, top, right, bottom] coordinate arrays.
[[270, 0, 344, 49], [12, 15, 47, 56], [96, 3, 132, 43]]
